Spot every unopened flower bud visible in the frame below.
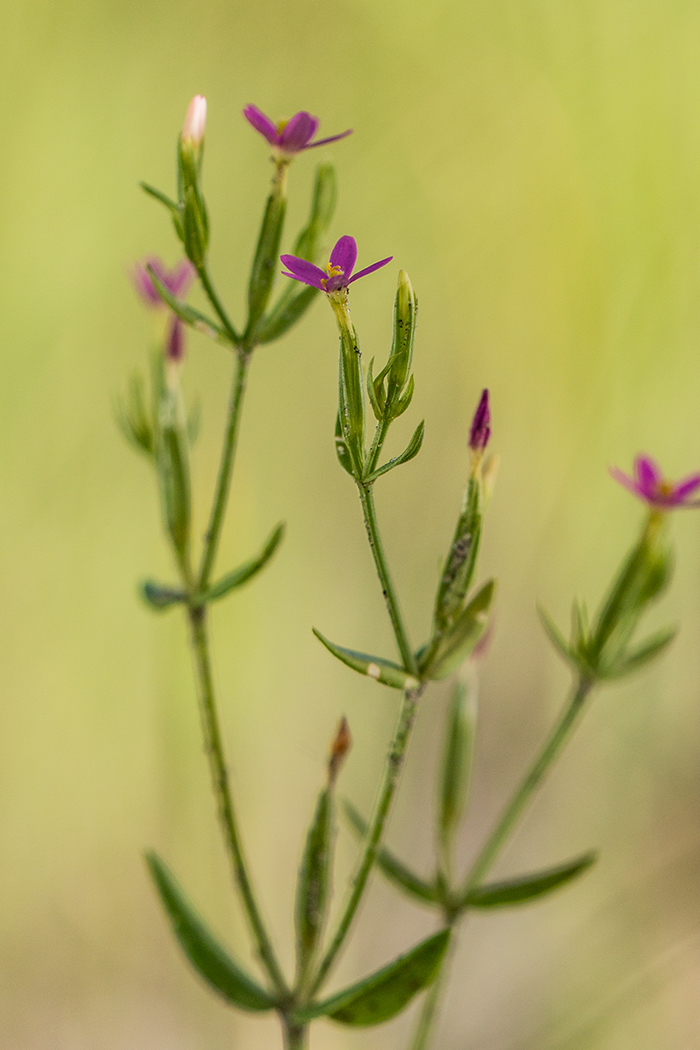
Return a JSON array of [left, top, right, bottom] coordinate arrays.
[[328, 716, 351, 784], [165, 318, 185, 364], [182, 95, 207, 147], [469, 389, 491, 454]]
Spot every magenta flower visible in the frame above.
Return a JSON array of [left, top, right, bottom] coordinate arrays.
[[281, 235, 392, 293], [243, 105, 351, 159], [132, 257, 195, 308], [610, 455, 700, 509], [469, 389, 491, 453]]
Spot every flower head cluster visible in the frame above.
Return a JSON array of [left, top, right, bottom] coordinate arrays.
[[132, 257, 195, 363], [610, 455, 700, 510], [243, 105, 351, 160], [281, 235, 392, 294]]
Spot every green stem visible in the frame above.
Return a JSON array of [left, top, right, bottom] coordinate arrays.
[[197, 264, 240, 346], [461, 675, 594, 898], [366, 416, 391, 477], [357, 483, 418, 676], [198, 350, 251, 590], [408, 922, 456, 1050], [281, 1018, 307, 1050], [311, 682, 424, 993], [187, 605, 287, 996]]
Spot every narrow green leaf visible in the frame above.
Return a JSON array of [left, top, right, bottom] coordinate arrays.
[[422, 580, 495, 681], [438, 679, 476, 855], [141, 581, 187, 611], [393, 373, 414, 418], [146, 265, 226, 342], [602, 625, 677, 680], [247, 189, 287, 338], [297, 930, 450, 1025], [146, 853, 276, 1011], [364, 420, 425, 483], [366, 358, 385, 422], [296, 788, 334, 979], [313, 629, 419, 690], [463, 851, 597, 909], [115, 374, 154, 456], [200, 523, 285, 602], [156, 390, 191, 563], [257, 286, 318, 344], [343, 801, 440, 904], [537, 604, 574, 665], [140, 181, 179, 215]]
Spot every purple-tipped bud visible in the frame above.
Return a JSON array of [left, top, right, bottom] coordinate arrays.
[[328, 716, 351, 784], [469, 389, 490, 453], [165, 318, 185, 364], [182, 95, 207, 146]]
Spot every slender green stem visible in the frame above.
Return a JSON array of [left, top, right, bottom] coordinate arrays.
[[409, 922, 456, 1050], [366, 416, 391, 477], [198, 350, 251, 590], [357, 483, 418, 676], [187, 605, 287, 995], [197, 264, 240, 346], [311, 682, 424, 993], [281, 1018, 307, 1050], [461, 675, 594, 898]]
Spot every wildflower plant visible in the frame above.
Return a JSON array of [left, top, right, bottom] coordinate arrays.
[[119, 97, 697, 1050]]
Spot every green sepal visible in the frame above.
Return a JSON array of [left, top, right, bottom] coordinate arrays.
[[182, 184, 209, 268], [257, 163, 336, 343], [141, 581, 187, 611], [419, 580, 495, 681], [463, 851, 597, 909], [295, 788, 334, 980], [246, 187, 287, 340], [313, 629, 419, 690], [146, 264, 226, 343], [115, 373, 154, 456], [198, 523, 285, 603], [343, 801, 440, 904], [146, 852, 276, 1012], [392, 373, 415, 419], [296, 930, 449, 1026], [435, 474, 482, 633], [140, 181, 179, 216], [438, 679, 476, 859], [334, 413, 354, 476], [364, 421, 425, 483], [600, 625, 677, 680]]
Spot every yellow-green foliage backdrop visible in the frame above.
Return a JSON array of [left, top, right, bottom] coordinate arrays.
[[2, 0, 700, 1047]]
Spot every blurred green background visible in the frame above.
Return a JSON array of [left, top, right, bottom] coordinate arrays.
[[2, 0, 700, 1047]]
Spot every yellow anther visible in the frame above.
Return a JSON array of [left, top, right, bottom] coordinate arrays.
[[325, 263, 343, 277], [276, 118, 289, 134]]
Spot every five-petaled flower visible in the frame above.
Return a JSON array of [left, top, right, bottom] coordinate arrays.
[[281, 235, 392, 294], [132, 257, 195, 363], [243, 105, 351, 160], [610, 455, 700, 510]]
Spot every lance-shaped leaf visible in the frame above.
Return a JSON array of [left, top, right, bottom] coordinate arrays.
[[296, 788, 334, 980], [141, 581, 187, 611], [297, 929, 449, 1026], [246, 188, 287, 338], [156, 388, 192, 564], [364, 420, 425, 484], [146, 853, 276, 1011], [420, 580, 495, 681], [198, 523, 285, 603], [343, 801, 439, 904], [601, 625, 677, 680], [146, 264, 226, 343], [462, 851, 597, 909], [115, 373, 154, 456], [141, 181, 180, 216], [313, 629, 419, 690], [438, 679, 476, 858], [538, 605, 576, 666]]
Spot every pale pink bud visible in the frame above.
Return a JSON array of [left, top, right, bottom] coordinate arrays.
[[182, 95, 207, 146]]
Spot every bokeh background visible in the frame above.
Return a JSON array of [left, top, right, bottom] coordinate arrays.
[[2, 0, 700, 1047]]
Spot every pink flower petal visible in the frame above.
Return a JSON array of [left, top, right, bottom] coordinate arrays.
[[305, 128, 353, 149], [243, 105, 278, 146], [347, 257, 393, 283], [329, 236, 357, 278]]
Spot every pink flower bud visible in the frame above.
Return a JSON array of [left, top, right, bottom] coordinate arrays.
[[182, 95, 207, 146]]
